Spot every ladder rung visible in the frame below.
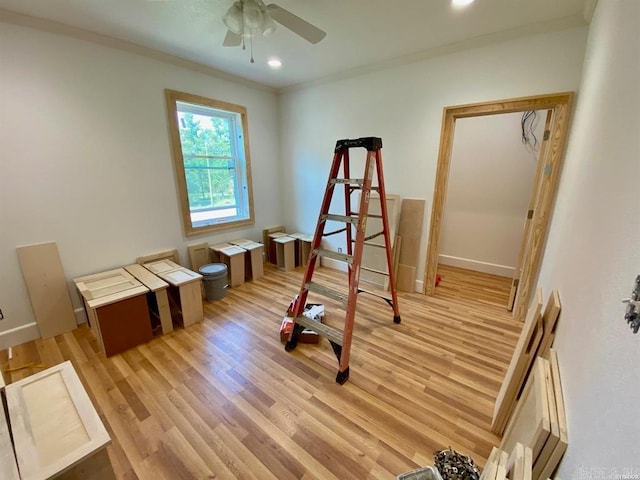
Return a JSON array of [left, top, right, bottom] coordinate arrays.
[[294, 316, 343, 346], [358, 287, 392, 303], [360, 266, 389, 276], [350, 186, 379, 191], [305, 282, 348, 304], [351, 213, 382, 219], [355, 239, 385, 248], [323, 214, 358, 224], [314, 248, 354, 264], [330, 178, 364, 185]]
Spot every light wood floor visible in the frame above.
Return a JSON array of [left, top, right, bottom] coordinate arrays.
[[435, 265, 513, 311], [2, 264, 521, 480]]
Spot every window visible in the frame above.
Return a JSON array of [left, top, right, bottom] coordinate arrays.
[[165, 90, 254, 236]]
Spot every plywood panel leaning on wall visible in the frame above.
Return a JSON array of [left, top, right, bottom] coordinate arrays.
[[492, 288, 544, 434], [396, 199, 426, 292], [16, 242, 77, 339]]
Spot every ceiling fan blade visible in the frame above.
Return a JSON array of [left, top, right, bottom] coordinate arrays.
[[223, 29, 242, 47], [266, 4, 326, 44]]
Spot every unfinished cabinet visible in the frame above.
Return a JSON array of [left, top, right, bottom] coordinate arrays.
[[5, 361, 114, 480], [74, 268, 152, 357], [124, 263, 173, 335], [210, 243, 246, 287], [143, 260, 203, 327]]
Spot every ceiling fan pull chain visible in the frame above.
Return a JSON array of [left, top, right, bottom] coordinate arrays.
[[250, 32, 255, 63]]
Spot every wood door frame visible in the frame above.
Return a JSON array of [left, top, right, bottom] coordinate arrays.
[[423, 92, 574, 321]]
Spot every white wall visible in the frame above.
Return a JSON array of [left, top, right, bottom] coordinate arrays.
[[440, 112, 543, 277], [536, 0, 640, 475], [0, 23, 281, 345], [279, 26, 588, 291]]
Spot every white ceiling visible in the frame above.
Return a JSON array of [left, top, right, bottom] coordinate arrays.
[[0, 0, 591, 90]]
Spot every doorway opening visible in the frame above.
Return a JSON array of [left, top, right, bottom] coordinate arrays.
[[423, 93, 574, 321]]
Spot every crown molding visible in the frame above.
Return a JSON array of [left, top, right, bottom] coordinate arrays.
[[278, 14, 588, 95], [0, 8, 277, 94]]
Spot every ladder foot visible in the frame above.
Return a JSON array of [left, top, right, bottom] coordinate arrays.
[[284, 340, 297, 352], [336, 367, 350, 384], [393, 315, 401, 324]]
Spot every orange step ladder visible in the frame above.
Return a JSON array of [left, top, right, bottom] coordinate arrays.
[[284, 137, 401, 384]]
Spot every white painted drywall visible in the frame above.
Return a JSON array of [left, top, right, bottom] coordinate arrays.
[[0, 23, 281, 342], [440, 112, 543, 277], [536, 0, 640, 474], [279, 27, 588, 291]]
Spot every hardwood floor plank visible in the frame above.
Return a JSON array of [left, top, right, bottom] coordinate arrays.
[[2, 264, 520, 479]]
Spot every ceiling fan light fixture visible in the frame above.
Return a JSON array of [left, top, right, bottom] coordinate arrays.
[[242, 0, 264, 29], [223, 2, 244, 34], [261, 13, 276, 36]]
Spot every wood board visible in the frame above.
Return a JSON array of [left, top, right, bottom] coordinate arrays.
[[537, 290, 561, 358], [532, 353, 560, 479], [537, 349, 568, 480], [16, 242, 77, 339], [396, 199, 425, 292], [5, 361, 112, 480], [480, 447, 501, 480], [507, 443, 532, 480], [491, 288, 544, 434], [359, 192, 400, 289], [500, 357, 552, 462], [187, 242, 211, 273]]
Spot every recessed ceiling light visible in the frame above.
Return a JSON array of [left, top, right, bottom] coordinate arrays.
[[452, 0, 475, 8], [268, 58, 282, 69]]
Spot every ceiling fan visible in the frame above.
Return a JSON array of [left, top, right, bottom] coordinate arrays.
[[222, 0, 326, 57]]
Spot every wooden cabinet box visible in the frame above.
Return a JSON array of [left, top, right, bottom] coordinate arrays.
[[4, 361, 114, 480]]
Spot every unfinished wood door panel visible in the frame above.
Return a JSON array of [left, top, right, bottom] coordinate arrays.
[[0, 399, 20, 480], [16, 242, 77, 339], [187, 242, 211, 272], [74, 269, 141, 301], [136, 249, 179, 266], [5, 361, 112, 480], [492, 289, 544, 434], [536, 290, 561, 358], [360, 193, 400, 289], [500, 357, 551, 462], [537, 349, 568, 480], [144, 259, 180, 275]]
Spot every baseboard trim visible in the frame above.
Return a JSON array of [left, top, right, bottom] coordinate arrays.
[[74, 307, 87, 325], [438, 255, 514, 277], [0, 322, 40, 351]]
